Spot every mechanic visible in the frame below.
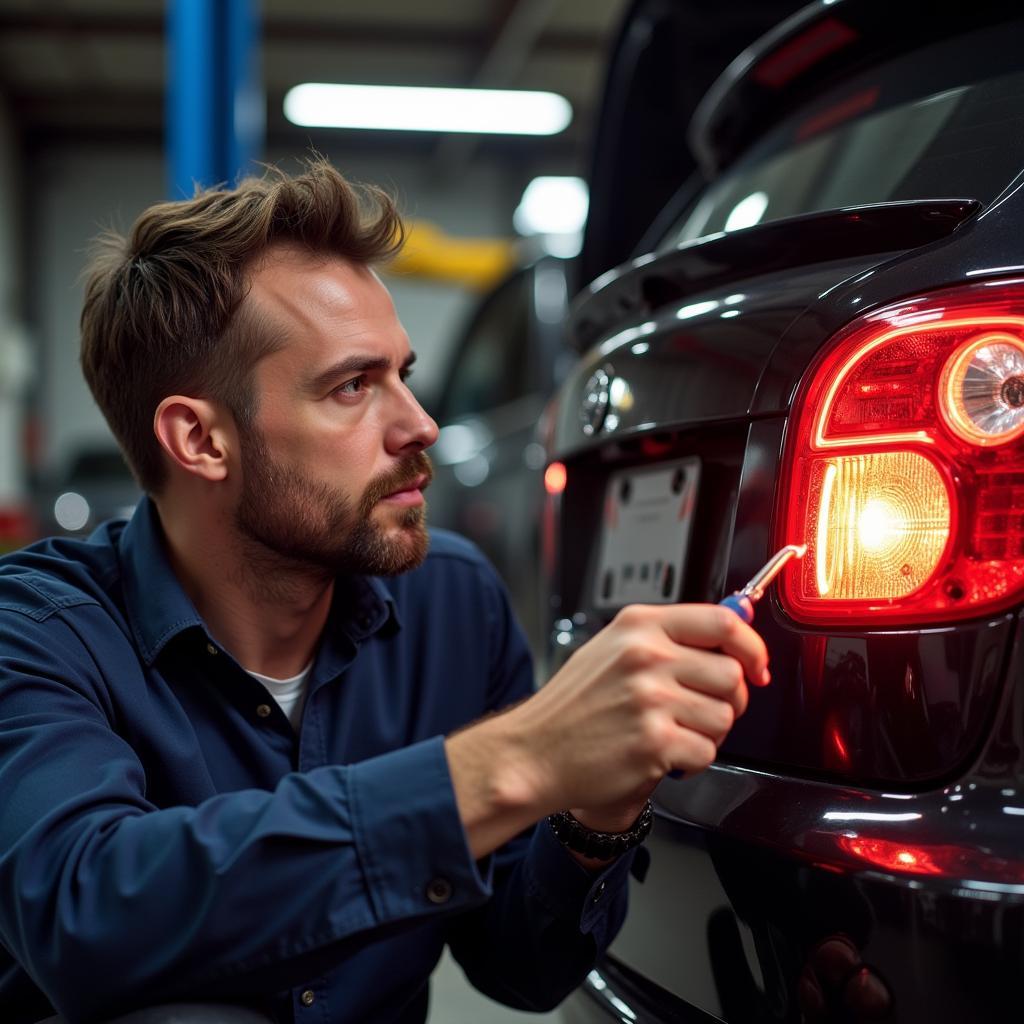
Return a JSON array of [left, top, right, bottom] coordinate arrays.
[[0, 159, 769, 1024]]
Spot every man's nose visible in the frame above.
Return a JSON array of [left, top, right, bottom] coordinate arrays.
[[389, 388, 439, 453]]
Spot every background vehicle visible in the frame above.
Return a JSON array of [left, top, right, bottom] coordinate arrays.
[[429, 255, 575, 659], [32, 445, 139, 539], [550, 2, 1024, 1021]]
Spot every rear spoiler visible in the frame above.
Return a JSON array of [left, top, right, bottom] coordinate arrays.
[[570, 198, 979, 351]]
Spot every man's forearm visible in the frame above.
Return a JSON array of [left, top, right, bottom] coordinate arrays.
[[446, 602, 771, 865], [444, 713, 544, 860]]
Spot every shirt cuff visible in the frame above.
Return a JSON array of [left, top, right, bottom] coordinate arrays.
[[524, 819, 636, 938], [348, 735, 493, 924]]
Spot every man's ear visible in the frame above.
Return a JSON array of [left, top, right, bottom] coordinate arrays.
[[153, 396, 234, 482]]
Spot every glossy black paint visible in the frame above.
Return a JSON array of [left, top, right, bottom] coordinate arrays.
[[755, 182, 1024, 417], [555, 201, 981, 459], [571, 199, 978, 353], [566, 615, 1024, 1021], [551, 2, 1024, 1020], [554, 257, 866, 460]]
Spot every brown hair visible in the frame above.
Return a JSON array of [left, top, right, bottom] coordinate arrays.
[[80, 158, 405, 493]]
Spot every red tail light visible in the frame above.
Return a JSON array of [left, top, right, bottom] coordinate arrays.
[[778, 282, 1024, 625], [544, 461, 567, 495]]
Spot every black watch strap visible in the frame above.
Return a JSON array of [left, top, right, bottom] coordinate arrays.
[[547, 800, 653, 860]]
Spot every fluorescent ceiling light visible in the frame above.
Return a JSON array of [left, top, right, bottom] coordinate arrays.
[[284, 83, 572, 136]]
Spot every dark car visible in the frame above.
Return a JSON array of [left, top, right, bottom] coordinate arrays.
[[32, 445, 140, 539], [429, 255, 575, 658], [548, 2, 1024, 1022]]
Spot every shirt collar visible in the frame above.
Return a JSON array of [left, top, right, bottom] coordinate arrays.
[[328, 572, 401, 643], [117, 496, 400, 667]]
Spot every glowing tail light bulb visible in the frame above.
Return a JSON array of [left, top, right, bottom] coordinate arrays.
[[809, 451, 951, 601]]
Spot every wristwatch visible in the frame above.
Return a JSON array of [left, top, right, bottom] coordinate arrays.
[[547, 800, 653, 860]]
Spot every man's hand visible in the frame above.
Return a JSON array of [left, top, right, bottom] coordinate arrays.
[[445, 603, 770, 860]]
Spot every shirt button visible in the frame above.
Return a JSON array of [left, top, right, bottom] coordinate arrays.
[[300, 989, 315, 1007], [591, 881, 607, 904], [426, 877, 452, 904], [205, 643, 217, 655], [256, 704, 272, 718]]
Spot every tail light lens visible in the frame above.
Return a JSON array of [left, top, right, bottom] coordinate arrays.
[[778, 282, 1024, 625]]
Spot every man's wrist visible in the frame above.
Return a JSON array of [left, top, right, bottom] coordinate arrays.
[[570, 800, 650, 834], [548, 801, 653, 861]]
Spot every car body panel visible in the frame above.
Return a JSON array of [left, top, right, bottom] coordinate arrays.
[[550, 2, 1024, 1021], [560, 617, 1024, 1021]]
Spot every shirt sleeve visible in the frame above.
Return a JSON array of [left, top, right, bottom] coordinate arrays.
[[0, 609, 494, 1021], [446, 821, 635, 1012], [443, 558, 634, 1011]]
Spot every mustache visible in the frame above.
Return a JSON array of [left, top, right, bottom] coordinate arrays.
[[360, 451, 434, 511]]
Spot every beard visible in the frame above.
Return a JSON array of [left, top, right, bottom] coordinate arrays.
[[234, 426, 433, 578]]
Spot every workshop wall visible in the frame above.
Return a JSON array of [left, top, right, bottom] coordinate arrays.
[[0, 95, 29, 510]]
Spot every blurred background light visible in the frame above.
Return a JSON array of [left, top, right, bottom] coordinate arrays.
[[513, 176, 588, 257], [724, 190, 769, 231], [53, 492, 89, 532], [284, 84, 572, 136]]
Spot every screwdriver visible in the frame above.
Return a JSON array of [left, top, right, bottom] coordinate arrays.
[[667, 543, 806, 780], [718, 543, 807, 623]]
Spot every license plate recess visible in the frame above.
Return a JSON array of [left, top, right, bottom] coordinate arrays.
[[593, 457, 700, 609]]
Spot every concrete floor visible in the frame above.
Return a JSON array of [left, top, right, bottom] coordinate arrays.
[[427, 950, 564, 1023]]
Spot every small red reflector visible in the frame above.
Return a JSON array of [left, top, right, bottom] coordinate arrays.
[[837, 836, 945, 876], [752, 18, 858, 89], [835, 834, 1024, 883], [544, 462, 567, 495]]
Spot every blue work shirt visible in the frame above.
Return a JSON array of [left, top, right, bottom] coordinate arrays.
[[0, 498, 632, 1023]]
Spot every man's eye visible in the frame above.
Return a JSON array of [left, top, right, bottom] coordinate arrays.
[[336, 376, 365, 396]]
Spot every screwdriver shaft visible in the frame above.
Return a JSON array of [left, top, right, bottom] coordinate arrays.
[[738, 543, 808, 603]]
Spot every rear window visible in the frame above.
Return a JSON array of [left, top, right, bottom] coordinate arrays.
[[661, 28, 1024, 248]]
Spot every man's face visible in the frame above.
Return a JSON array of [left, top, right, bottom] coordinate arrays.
[[233, 246, 438, 577]]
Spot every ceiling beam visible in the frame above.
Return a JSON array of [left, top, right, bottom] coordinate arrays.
[[0, 12, 603, 55], [430, 0, 560, 180]]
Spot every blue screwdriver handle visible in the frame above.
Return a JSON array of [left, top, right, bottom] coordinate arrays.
[[718, 592, 754, 624]]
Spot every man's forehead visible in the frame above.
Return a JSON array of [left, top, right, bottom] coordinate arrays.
[[242, 245, 411, 390], [245, 246, 395, 339], [249, 246, 383, 305]]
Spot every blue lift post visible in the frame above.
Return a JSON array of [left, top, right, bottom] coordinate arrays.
[[166, 0, 264, 198]]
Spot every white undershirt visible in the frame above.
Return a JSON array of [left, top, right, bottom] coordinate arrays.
[[247, 662, 314, 730]]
